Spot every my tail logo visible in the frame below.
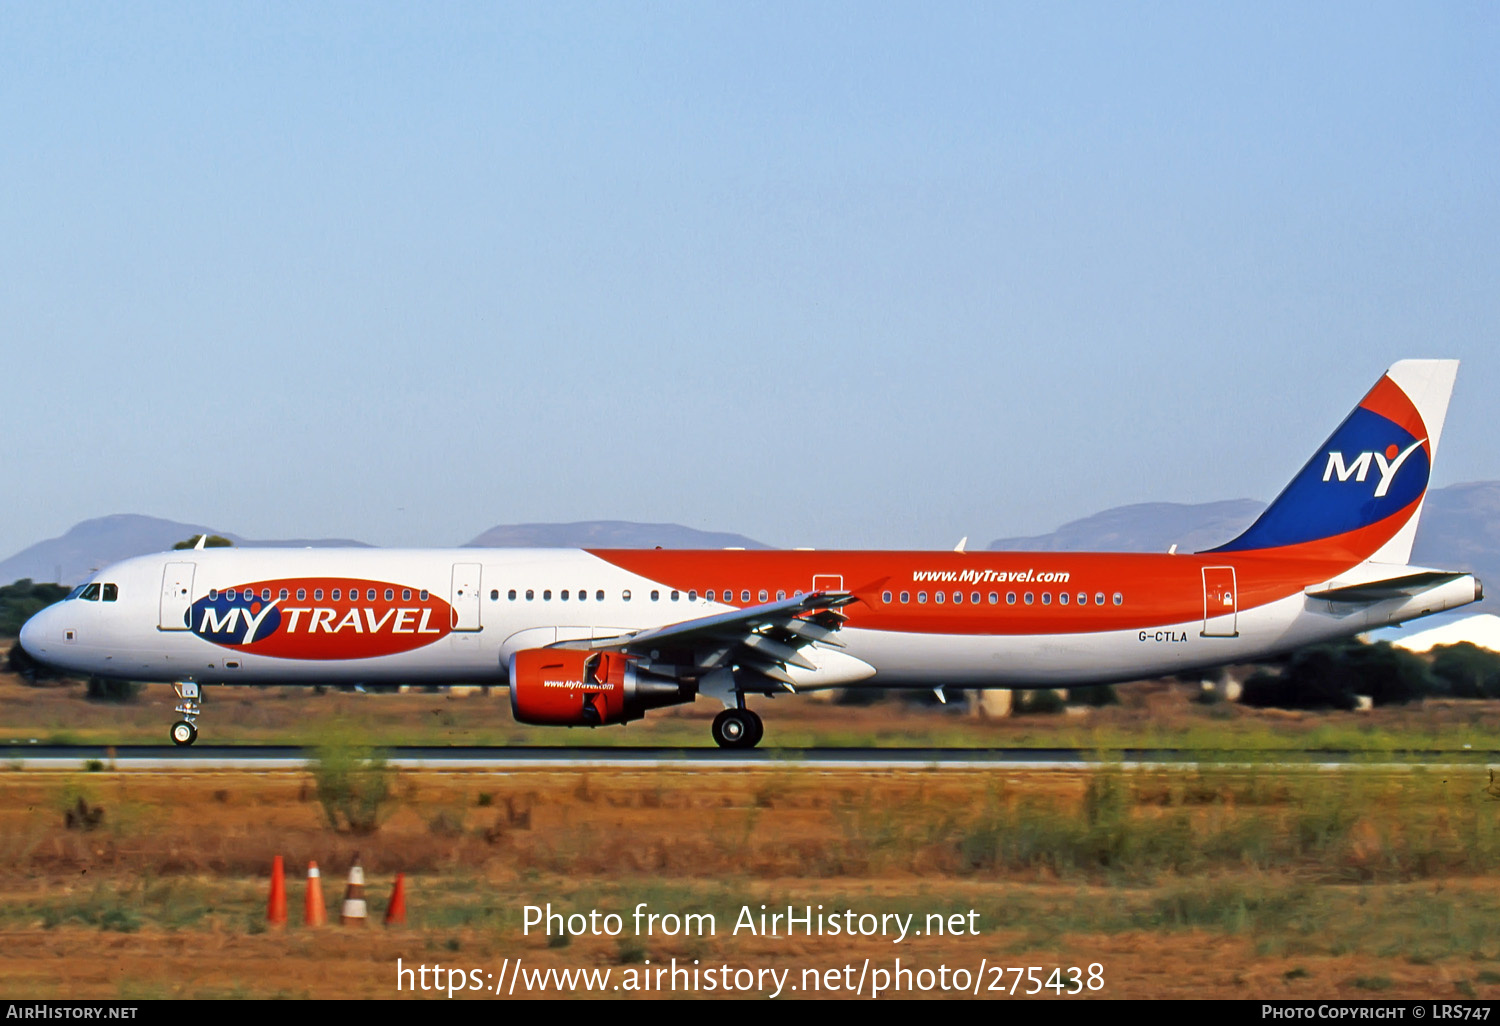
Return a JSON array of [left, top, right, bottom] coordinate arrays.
[[1322, 438, 1426, 498]]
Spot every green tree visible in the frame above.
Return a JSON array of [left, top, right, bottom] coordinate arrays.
[[0, 579, 71, 637], [1241, 639, 1438, 710], [172, 535, 233, 550], [1429, 643, 1500, 698]]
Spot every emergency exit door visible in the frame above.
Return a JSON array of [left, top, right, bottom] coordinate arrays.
[[1201, 566, 1238, 637], [159, 562, 196, 630], [451, 563, 482, 631]]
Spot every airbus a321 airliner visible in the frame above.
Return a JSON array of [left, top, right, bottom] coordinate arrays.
[[18, 360, 1482, 748]]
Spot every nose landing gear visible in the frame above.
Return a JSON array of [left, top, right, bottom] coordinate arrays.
[[171, 682, 201, 746]]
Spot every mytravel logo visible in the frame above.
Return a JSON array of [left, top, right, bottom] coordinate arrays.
[[1322, 439, 1427, 499], [190, 578, 452, 660]]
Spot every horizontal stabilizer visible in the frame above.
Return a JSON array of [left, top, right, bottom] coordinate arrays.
[[1307, 570, 1472, 603]]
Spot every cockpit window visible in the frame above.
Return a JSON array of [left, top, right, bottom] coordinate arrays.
[[80, 583, 102, 601], [102, 583, 118, 602], [66, 584, 87, 601]]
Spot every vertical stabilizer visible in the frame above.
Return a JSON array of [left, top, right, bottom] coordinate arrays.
[[1206, 359, 1458, 564]]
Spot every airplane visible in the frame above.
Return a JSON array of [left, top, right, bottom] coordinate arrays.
[[17, 359, 1482, 748]]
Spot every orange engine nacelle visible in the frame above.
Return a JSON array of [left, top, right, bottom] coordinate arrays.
[[509, 649, 692, 726]]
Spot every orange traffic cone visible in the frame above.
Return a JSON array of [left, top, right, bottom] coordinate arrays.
[[340, 855, 367, 926], [304, 861, 327, 927], [267, 855, 287, 928], [384, 872, 407, 926]]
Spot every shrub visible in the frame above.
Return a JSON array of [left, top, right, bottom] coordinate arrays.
[[1016, 689, 1065, 715], [85, 677, 142, 702], [307, 731, 396, 835]]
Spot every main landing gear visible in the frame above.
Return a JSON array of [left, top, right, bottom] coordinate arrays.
[[711, 707, 763, 749], [170, 682, 201, 746]]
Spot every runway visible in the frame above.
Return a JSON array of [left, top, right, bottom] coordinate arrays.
[[3, 743, 1497, 771]]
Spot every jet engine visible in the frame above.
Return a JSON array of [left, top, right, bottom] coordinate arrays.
[[508, 648, 694, 726]]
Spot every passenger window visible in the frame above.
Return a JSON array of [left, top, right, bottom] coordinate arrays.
[[917, 592, 927, 604], [1097, 593, 1107, 606], [490, 589, 500, 600], [759, 590, 768, 602], [365, 589, 375, 602], [1077, 593, 1087, 606], [420, 590, 429, 601], [650, 590, 660, 601], [402, 589, 412, 601], [279, 589, 289, 601], [741, 590, 751, 603], [1042, 593, 1052, 605], [900, 591, 910, 603], [972, 592, 981, 604], [314, 589, 324, 601], [688, 590, 698, 602], [882, 591, 893, 603], [989, 592, 999, 604], [1059, 592, 1069, 605], [623, 590, 632, 601], [331, 589, 340, 601], [1024, 592, 1034, 605], [935, 591, 944, 604], [102, 583, 118, 602], [707, 590, 716, 601], [596, 590, 604, 601], [1113, 592, 1123, 606], [672, 590, 682, 601], [208, 589, 218, 600], [296, 588, 306, 601], [579, 588, 587, 601], [561, 590, 569, 601], [508, 589, 517, 600], [543, 590, 552, 601], [263, 589, 273, 602], [952, 591, 962, 604], [525, 589, 534, 601], [227, 589, 237, 601], [776, 590, 786, 600], [385, 589, 395, 601]]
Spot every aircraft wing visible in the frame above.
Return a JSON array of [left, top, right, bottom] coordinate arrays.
[[562, 591, 858, 689]]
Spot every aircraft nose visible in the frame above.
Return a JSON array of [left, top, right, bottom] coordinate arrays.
[[17, 608, 49, 661]]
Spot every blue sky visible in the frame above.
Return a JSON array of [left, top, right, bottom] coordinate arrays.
[[3, 2, 1496, 555]]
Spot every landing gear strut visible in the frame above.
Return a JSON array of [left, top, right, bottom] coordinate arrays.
[[711, 707, 763, 749], [170, 682, 201, 746]]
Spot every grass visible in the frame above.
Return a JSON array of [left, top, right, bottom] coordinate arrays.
[[9, 669, 1500, 752], [2, 764, 1500, 999]]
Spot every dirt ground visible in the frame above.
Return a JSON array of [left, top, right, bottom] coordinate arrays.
[[3, 766, 1500, 1000]]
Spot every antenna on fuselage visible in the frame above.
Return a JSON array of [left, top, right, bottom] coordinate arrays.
[[954, 537, 968, 554], [193, 535, 208, 551]]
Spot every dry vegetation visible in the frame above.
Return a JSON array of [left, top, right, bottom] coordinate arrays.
[[8, 667, 1500, 752], [3, 761, 1500, 999], [7, 667, 1500, 999]]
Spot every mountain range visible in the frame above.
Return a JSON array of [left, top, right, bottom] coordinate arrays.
[[4, 485, 1497, 613]]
